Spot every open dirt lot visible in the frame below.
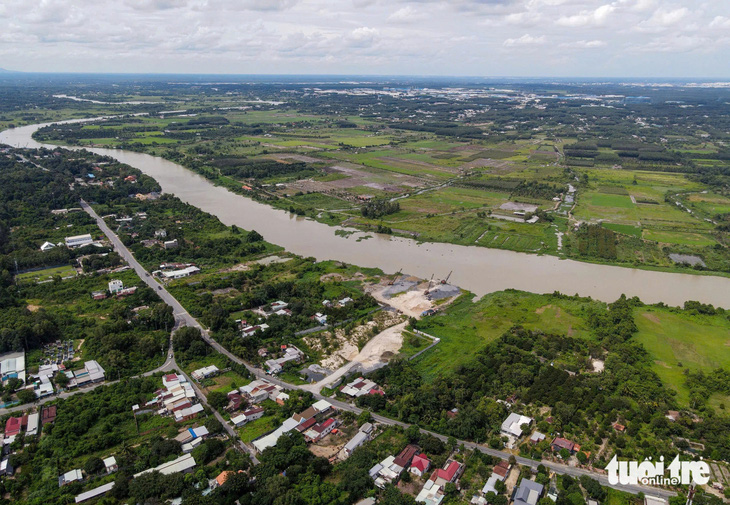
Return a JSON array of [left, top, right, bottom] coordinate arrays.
[[367, 279, 434, 318]]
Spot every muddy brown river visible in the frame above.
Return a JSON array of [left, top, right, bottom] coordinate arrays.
[[2, 120, 729, 308]]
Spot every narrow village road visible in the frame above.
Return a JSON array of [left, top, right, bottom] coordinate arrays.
[[7, 199, 674, 499]]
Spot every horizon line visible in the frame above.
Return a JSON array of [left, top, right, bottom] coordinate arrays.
[[1, 69, 729, 81]]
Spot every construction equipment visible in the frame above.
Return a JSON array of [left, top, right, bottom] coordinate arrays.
[[388, 268, 403, 286], [441, 270, 452, 285], [424, 274, 434, 294]]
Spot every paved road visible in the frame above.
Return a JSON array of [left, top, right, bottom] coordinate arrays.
[[16, 199, 673, 498]]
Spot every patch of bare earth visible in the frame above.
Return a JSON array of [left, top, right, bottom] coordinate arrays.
[[219, 263, 250, 273], [642, 312, 661, 323], [304, 311, 405, 371], [26, 304, 41, 312]]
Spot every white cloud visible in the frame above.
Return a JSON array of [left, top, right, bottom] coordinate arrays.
[[387, 6, 426, 23], [503, 33, 545, 46], [636, 7, 689, 32], [709, 15, 730, 29], [560, 39, 607, 48], [346, 26, 380, 48], [0, 0, 727, 76], [557, 3, 616, 27]]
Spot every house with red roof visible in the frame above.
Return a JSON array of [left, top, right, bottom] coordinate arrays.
[[304, 418, 337, 443], [410, 453, 431, 477], [415, 459, 464, 504], [430, 459, 463, 485], [4, 417, 22, 437], [551, 437, 577, 454], [41, 405, 57, 425], [394, 444, 419, 469]]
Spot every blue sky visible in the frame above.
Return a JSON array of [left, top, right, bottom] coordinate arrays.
[[1, 0, 729, 77]]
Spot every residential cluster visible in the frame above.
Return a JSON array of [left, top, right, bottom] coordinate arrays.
[[251, 399, 335, 453], [1, 404, 56, 477], [341, 376, 385, 398], [145, 373, 204, 422]]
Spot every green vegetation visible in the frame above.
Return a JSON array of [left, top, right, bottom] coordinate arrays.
[[634, 306, 730, 405], [19, 77, 727, 276]]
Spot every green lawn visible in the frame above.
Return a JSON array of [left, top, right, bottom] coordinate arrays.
[[634, 307, 730, 406]]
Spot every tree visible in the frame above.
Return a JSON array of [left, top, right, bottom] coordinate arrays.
[[207, 390, 227, 410], [16, 389, 36, 404], [84, 456, 105, 475], [406, 424, 420, 443], [54, 371, 70, 388], [576, 451, 588, 465], [357, 409, 372, 426], [204, 416, 224, 435], [495, 480, 507, 494]]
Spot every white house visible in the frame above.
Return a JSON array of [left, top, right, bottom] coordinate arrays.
[[65, 234, 93, 248], [40, 241, 56, 252], [500, 413, 533, 438], [161, 266, 200, 280], [108, 279, 124, 293], [103, 456, 118, 474]]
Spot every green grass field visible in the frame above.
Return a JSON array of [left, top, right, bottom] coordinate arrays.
[[634, 307, 730, 406], [16, 265, 77, 283], [413, 291, 596, 380], [588, 193, 635, 209], [603, 223, 642, 237], [643, 230, 717, 246], [238, 415, 279, 443]]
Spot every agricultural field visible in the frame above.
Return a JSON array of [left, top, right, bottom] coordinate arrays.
[[634, 306, 730, 406], [15, 264, 78, 283], [22, 80, 730, 277], [411, 291, 597, 380], [412, 288, 730, 413]]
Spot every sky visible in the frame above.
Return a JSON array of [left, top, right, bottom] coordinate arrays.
[[1, 0, 729, 78]]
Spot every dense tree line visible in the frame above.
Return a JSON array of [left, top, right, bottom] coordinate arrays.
[[361, 198, 400, 219]]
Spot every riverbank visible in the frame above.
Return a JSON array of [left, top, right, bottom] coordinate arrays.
[[2, 120, 730, 308], [31, 128, 730, 281]]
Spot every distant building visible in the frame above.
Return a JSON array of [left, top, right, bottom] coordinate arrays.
[[65, 234, 93, 248], [72, 360, 105, 387], [108, 279, 124, 293], [500, 413, 533, 438], [59, 469, 84, 487], [41, 405, 57, 425], [513, 479, 544, 505], [40, 241, 56, 252], [241, 323, 269, 338], [154, 229, 167, 238], [133, 454, 196, 478], [160, 266, 200, 279], [551, 437, 579, 454], [163, 239, 179, 249], [0, 351, 26, 383], [410, 454, 431, 477], [174, 404, 204, 422], [103, 456, 118, 474], [341, 377, 383, 398], [26, 412, 39, 437], [74, 482, 115, 503], [265, 345, 304, 374], [191, 365, 219, 381]]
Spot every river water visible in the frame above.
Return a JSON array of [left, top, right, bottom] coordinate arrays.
[[2, 121, 729, 308]]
